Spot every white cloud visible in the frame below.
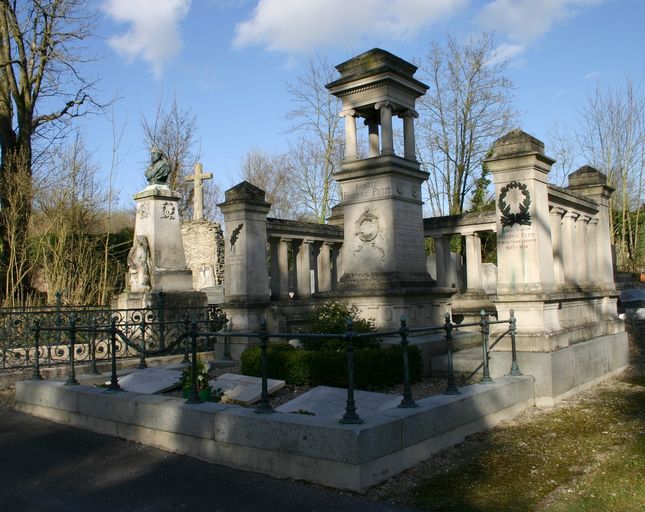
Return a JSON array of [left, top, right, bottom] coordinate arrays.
[[486, 42, 526, 66], [478, 0, 604, 60], [584, 70, 601, 80], [102, 0, 191, 78], [233, 0, 468, 53]]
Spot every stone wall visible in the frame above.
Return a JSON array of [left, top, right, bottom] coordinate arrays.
[[181, 220, 224, 290]]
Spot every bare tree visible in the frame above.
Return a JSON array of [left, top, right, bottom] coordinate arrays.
[[417, 33, 517, 216], [0, 0, 101, 300], [285, 55, 343, 223], [240, 148, 302, 220], [576, 79, 645, 271], [142, 94, 210, 220], [547, 120, 578, 187]]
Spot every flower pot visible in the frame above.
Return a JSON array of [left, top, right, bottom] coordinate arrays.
[[198, 388, 211, 402]]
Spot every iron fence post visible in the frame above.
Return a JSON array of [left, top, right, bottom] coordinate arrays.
[[186, 320, 203, 404], [222, 317, 232, 361], [508, 309, 522, 376], [89, 316, 100, 374], [480, 309, 493, 384], [340, 318, 363, 424], [65, 314, 79, 386], [182, 316, 190, 364], [32, 319, 43, 380], [138, 314, 148, 369], [255, 320, 274, 414], [443, 312, 460, 395], [106, 317, 121, 392], [398, 316, 418, 408], [158, 291, 166, 351]]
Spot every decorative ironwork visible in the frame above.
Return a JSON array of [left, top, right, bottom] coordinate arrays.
[[498, 181, 532, 227]]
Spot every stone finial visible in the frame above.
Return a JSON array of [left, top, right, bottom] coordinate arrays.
[[489, 129, 546, 159], [567, 165, 608, 187]]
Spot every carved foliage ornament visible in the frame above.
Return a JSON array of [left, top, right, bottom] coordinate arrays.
[[498, 181, 532, 227]]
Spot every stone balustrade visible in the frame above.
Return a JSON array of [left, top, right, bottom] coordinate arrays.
[[266, 218, 344, 300]]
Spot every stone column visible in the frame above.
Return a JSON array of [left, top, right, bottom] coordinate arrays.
[[331, 244, 342, 286], [269, 237, 281, 300], [549, 207, 566, 285], [586, 218, 600, 285], [575, 215, 591, 285], [341, 109, 358, 160], [278, 238, 291, 299], [400, 109, 418, 160], [566, 166, 615, 288], [561, 211, 579, 285], [464, 233, 483, 291], [365, 119, 380, 157], [376, 102, 394, 156], [295, 239, 313, 298], [435, 236, 452, 288], [317, 242, 332, 292]]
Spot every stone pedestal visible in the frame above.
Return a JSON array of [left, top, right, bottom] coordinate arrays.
[[217, 182, 272, 352], [132, 186, 193, 291]]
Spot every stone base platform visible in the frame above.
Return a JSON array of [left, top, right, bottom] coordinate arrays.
[[431, 331, 628, 406], [16, 376, 534, 492]]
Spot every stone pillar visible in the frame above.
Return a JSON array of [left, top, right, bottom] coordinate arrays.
[[341, 109, 358, 160], [464, 233, 483, 291], [400, 110, 418, 160], [331, 243, 342, 286], [317, 242, 332, 292], [549, 207, 566, 286], [586, 218, 600, 284], [295, 239, 312, 298], [486, 129, 555, 295], [278, 238, 291, 299], [575, 215, 591, 285], [366, 119, 380, 157], [376, 102, 394, 156], [561, 211, 579, 285], [217, 181, 271, 333], [269, 237, 281, 300], [566, 166, 616, 288], [435, 236, 452, 288]]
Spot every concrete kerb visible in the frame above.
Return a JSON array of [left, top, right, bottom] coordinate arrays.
[[15, 375, 535, 492]]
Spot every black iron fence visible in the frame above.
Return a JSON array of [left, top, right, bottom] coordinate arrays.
[[0, 292, 225, 371], [26, 307, 521, 425]]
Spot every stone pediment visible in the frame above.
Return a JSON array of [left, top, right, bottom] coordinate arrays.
[[223, 181, 267, 203]]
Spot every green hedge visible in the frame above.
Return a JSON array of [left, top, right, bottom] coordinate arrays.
[[240, 343, 422, 389]]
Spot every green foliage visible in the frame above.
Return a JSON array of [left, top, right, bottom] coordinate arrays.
[[180, 361, 210, 391], [307, 300, 377, 350], [240, 343, 422, 389]]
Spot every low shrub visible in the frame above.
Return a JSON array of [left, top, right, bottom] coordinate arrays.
[[306, 300, 378, 351], [240, 343, 422, 389]]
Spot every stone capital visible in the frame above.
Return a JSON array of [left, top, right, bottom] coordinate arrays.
[[398, 109, 418, 119], [549, 206, 567, 217], [339, 109, 358, 118]]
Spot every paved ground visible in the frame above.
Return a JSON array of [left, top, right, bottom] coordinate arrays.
[[0, 403, 414, 512]]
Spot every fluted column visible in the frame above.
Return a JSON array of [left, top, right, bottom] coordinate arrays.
[[400, 109, 418, 160], [561, 211, 579, 285], [549, 207, 566, 285], [365, 118, 380, 157], [464, 233, 483, 291], [375, 101, 394, 155], [341, 109, 358, 160]]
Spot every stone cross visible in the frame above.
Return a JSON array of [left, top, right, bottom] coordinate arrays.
[[186, 162, 213, 221]]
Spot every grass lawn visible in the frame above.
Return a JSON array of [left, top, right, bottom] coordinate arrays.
[[371, 319, 644, 512]]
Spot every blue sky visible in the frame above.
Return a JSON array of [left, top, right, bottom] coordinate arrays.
[[78, 0, 645, 209]]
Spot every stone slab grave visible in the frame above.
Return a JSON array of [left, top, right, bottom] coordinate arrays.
[[210, 373, 285, 405], [276, 386, 402, 418], [112, 365, 185, 394]]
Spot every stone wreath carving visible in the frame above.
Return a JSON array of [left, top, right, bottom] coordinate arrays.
[[160, 201, 176, 220], [498, 181, 532, 227], [354, 208, 385, 260]]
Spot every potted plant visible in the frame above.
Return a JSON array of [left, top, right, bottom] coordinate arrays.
[[180, 362, 212, 401]]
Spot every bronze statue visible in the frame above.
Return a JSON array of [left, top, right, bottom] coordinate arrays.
[[144, 147, 171, 185]]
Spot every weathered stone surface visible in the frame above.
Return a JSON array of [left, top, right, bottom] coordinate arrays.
[[181, 219, 224, 290], [114, 366, 183, 394], [210, 373, 285, 405]]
